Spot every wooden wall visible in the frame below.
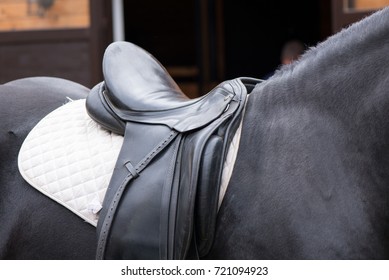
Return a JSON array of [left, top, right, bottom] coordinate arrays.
[[351, 0, 389, 10], [0, 32, 91, 85], [0, 0, 89, 31], [332, 0, 388, 33], [0, 0, 111, 88]]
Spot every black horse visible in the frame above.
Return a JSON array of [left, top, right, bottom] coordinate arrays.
[[1, 7, 389, 259]]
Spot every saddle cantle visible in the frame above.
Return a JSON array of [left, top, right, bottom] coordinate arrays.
[[86, 41, 261, 259], [87, 42, 242, 134]]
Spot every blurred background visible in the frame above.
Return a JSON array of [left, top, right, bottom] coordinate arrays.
[[0, 0, 388, 97]]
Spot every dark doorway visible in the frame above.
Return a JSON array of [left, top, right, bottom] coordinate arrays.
[[223, 1, 323, 79], [122, 1, 326, 96]]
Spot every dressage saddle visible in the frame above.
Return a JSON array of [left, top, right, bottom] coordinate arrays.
[[86, 41, 260, 259]]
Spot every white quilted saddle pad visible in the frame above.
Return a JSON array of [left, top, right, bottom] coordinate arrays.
[[18, 98, 242, 227], [18, 99, 123, 226]]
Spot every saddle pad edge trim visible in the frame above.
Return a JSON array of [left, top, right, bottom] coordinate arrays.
[[218, 93, 249, 209]]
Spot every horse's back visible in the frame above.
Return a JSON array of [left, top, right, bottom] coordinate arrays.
[[0, 77, 95, 259]]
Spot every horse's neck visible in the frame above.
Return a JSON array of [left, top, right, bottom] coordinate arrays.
[[208, 9, 389, 260], [269, 7, 389, 130], [250, 7, 389, 204]]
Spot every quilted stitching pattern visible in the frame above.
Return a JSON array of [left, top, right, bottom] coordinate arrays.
[[18, 99, 123, 226]]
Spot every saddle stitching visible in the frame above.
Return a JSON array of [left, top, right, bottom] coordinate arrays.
[[101, 83, 234, 132], [96, 129, 179, 259]]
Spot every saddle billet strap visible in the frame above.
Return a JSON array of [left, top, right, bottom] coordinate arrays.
[[170, 113, 237, 259], [172, 79, 248, 259], [195, 94, 247, 257], [96, 125, 179, 259]]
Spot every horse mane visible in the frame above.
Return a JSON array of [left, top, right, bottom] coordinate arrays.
[[262, 6, 389, 123], [273, 6, 389, 85]]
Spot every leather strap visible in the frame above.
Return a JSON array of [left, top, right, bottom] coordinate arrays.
[[96, 125, 179, 259]]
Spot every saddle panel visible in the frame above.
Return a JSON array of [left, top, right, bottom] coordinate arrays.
[[194, 135, 224, 256], [173, 78, 250, 259], [172, 129, 224, 259]]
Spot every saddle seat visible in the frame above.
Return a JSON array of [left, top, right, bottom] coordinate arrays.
[[87, 41, 236, 134], [86, 41, 260, 259]]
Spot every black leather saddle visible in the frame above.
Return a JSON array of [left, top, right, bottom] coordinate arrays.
[[86, 41, 261, 259]]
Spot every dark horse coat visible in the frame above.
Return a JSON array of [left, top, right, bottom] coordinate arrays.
[[1, 7, 389, 259]]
